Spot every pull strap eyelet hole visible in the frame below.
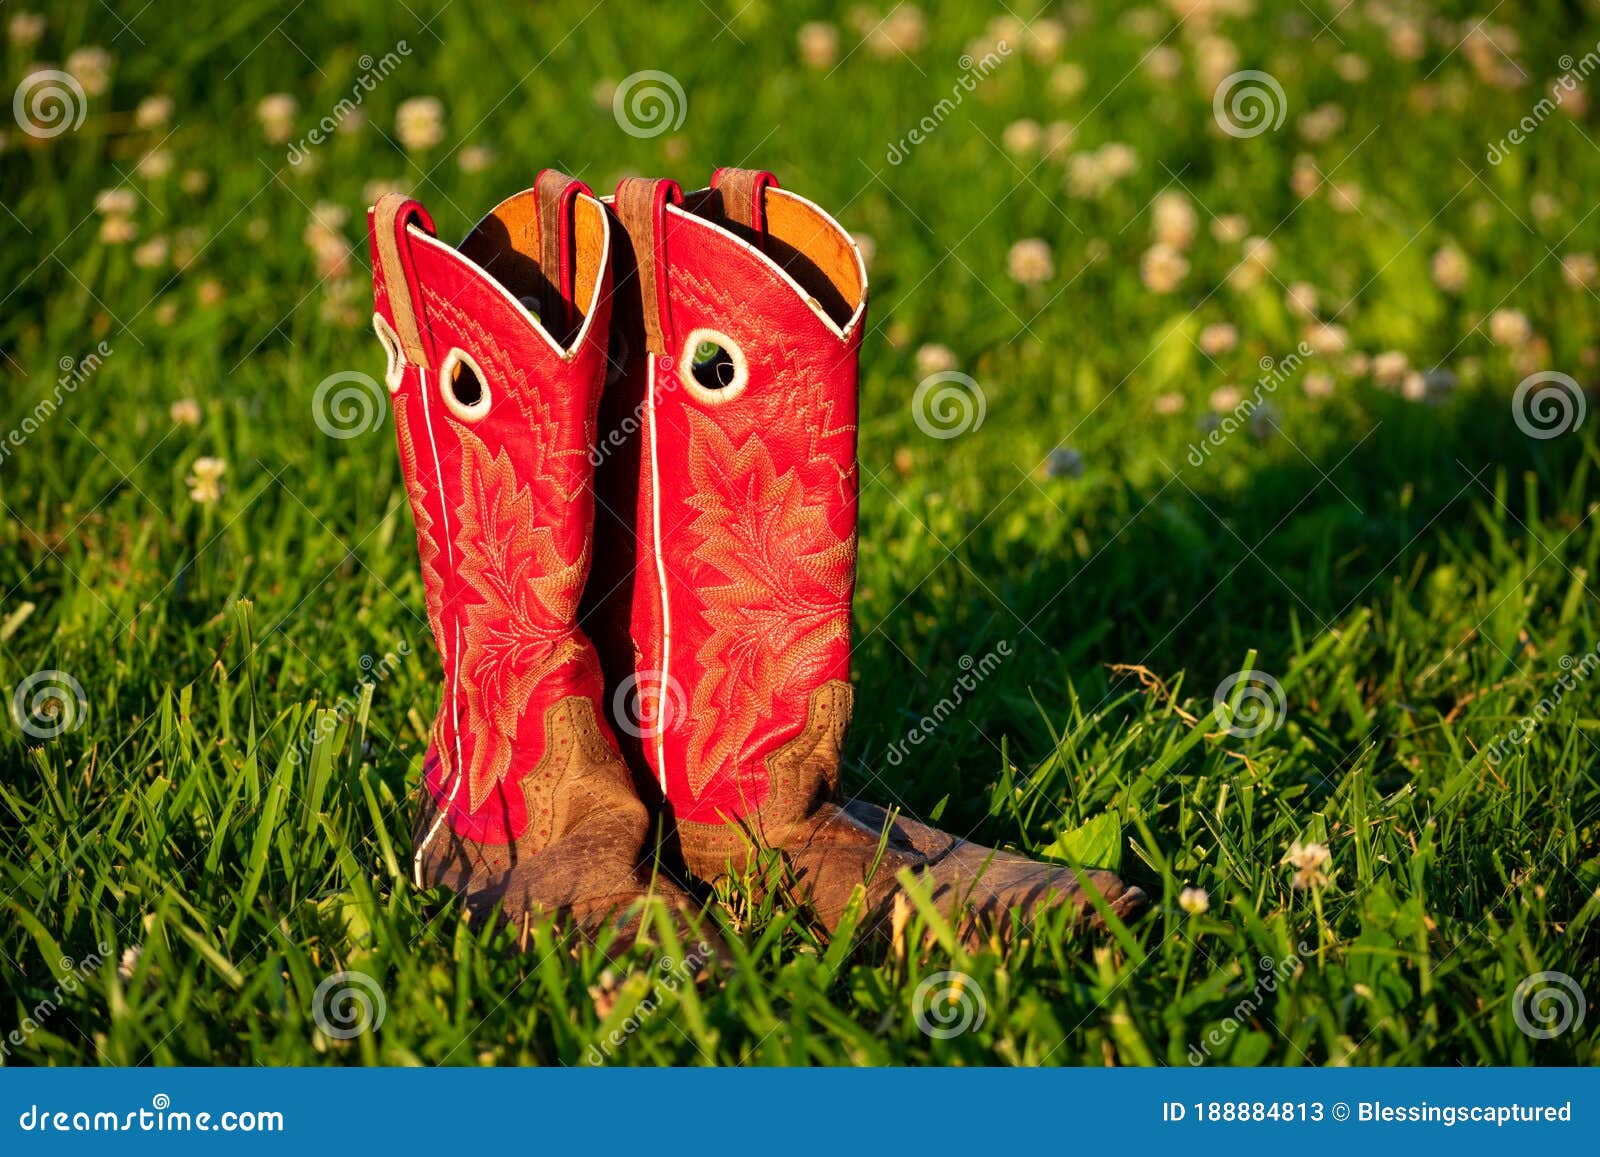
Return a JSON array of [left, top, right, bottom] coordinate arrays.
[[439, 347, 492, 421], [680, 328, 748, 405], [372, 313, 406, 394]]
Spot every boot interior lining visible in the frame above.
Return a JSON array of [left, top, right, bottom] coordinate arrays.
[[458, 191, 607, 346], [682, 187, 863, 328]]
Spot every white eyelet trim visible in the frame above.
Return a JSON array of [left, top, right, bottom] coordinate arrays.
[[372, 313, 406, 394], [438, 347, 492, 422], [679, 327, 749, 405]]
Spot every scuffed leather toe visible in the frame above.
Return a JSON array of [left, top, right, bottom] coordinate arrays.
[[773, 797, 1146, 949]]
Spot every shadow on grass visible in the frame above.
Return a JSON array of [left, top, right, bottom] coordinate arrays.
[[846, 383, 1593, 843]]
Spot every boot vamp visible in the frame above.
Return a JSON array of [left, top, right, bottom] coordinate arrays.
[[794, 798, 1143, 932], [416, 787, 689, 932]]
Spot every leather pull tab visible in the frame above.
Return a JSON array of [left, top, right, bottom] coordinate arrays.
[[612, 177, 683, 357], [534, 169, 592, 335], [371, 193, 438, 370], [710, 167, 779, 247]]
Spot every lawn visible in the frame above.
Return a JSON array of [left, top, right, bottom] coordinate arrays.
[[1, 0, 1598, 1066]]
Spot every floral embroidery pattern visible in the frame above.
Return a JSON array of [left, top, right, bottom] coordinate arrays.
[[681, 409, 855, 797], [454, 428, 590, 810]]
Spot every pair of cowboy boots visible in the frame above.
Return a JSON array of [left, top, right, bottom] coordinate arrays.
[[365, 167, 1144, 947]]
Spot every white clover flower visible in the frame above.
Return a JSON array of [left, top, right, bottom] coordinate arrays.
[[1007, 238, 1054, 286], [395, 96, 445, 152], [1284, 841, 1331, 890], [1488, 308, 1533, 347], [796, 21, 839, 70], [1140, 243, 1189, 294], [186, 456, 227, 503]]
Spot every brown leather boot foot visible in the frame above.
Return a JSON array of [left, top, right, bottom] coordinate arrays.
[[410, 702, 703, 950], [683, 796, 1144, 950], [806, 799, 1144, 941], [676, 684, 1145, 950], [413, 786, 693, 943]]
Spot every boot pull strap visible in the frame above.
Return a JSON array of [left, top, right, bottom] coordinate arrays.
[[710, 167, 779, 247], [534, 168, 592, 335], [613, 177, 683, 357], [371, 193, 438, 370]]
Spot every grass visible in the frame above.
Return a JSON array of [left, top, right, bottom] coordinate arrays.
[[2, 0, 1599, 1066]]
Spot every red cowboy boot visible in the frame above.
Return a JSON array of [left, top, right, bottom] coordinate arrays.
[[593, 169, 1144, 946], [367, 174, 688, 936]]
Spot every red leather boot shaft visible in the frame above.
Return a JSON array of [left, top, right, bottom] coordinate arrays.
[[606, 173, 869, 825], [368, 180, 617, 846]]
